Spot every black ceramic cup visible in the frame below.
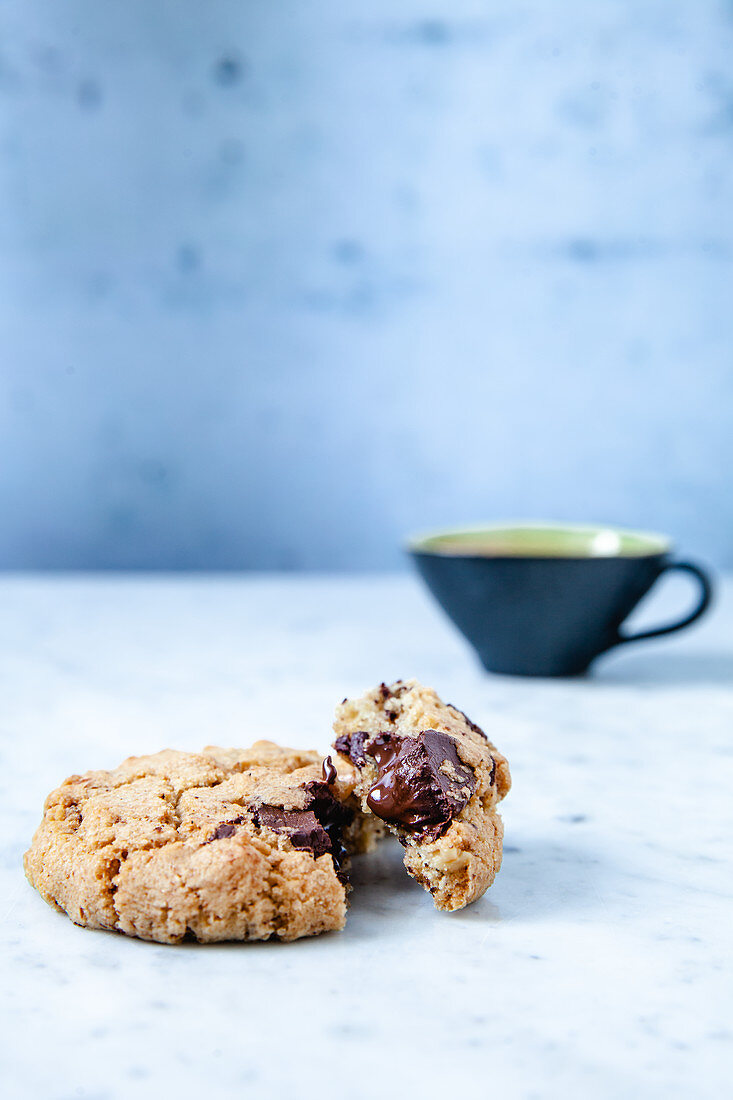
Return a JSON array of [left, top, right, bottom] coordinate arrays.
[[408, 523, 713, 677]]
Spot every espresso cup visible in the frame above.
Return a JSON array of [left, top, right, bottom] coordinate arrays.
[[408, 523, 713, 677]]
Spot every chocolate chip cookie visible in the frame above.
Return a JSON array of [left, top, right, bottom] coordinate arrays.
[[333, 679, 511, 911], [24, 742, 378, 943]]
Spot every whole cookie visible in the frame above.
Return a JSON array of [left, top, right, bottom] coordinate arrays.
[[24, 741, 378, 943], [333, 679, 511, 911]]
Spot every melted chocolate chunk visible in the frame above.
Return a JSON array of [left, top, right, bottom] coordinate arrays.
[[334, 731, 369, 768], [448, 704, 488, 741], [303, 780, 354, 881], [321, 755, 337, 784], [365, 730, 476, 841]]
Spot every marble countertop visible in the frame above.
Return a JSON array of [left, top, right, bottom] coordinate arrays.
[[2, 573, 732, 1099]]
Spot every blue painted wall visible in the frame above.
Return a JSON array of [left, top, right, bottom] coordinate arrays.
[[0, 1, 731, 569]]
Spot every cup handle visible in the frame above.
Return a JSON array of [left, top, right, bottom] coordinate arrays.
[[609, 559, 713, 649]]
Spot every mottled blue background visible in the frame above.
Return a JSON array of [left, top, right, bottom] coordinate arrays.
[[0, 1, 731, 570]]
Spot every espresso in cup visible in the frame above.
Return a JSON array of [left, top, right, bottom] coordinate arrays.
[[408, 523, 712, 677]]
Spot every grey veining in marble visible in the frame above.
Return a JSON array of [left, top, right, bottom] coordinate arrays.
[[1, 574, 732, 1098]]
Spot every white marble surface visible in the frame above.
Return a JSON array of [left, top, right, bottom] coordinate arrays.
[[1, 573, 732, 1099]]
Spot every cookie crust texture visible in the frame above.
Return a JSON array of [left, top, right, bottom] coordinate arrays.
[[333, 679, 511, 912], [24, 742, 376, 944]]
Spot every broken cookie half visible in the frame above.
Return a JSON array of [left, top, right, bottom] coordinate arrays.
[[24, 742, 380, 944], [332, 679, 511, 911]]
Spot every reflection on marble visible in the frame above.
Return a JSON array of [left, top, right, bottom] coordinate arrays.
[[1, 575, 732, 1098]]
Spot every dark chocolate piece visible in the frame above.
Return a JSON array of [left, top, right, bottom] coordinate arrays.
[[321, 755, 337, 784], [250, 784, 355, 882], [252, 805, 332, 860], [304, 780, 354, 880], [208, 815, 245, 842], [334, 731, 369, 768], [365, 730, 475, 841], [448, 704, 488, 741]]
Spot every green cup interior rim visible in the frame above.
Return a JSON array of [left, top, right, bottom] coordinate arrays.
[[407, 522, 672, 559]]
